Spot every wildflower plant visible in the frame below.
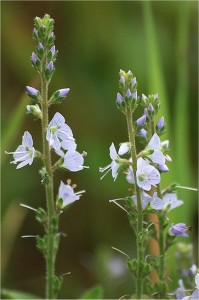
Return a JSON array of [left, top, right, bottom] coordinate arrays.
[[99, 69, 197, 299], [6, 15, 88, 299]]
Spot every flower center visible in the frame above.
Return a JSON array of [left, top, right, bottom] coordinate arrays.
[[138, 173, 146, 182], [50, 126, 58, 134]]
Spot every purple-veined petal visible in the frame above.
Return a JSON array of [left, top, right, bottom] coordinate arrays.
[[64, 151, 84, 172], [22, 131, 33, 147], [118, 142, 130, 156], [147, 133, 161, 151]]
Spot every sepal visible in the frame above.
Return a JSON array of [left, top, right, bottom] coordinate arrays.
[[36, 207, 47, 225], [52, 275, 63, 299], [27, 104, 42, 119], [36, 235, 48, 255]]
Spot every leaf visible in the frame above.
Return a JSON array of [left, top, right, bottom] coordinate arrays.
[[80, 285, 104, 299], [1, 288, 40, 299]]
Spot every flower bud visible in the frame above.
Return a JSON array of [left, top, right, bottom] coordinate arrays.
[[147, 103, 154, 119], [161, 140, 170, 152], [37, 42, 44, 57], [116, 92, 123, 105], [45, 61, 54, 80], [136, 115, 146, 129], [49, 88, 70, 105], [141, 93, 148, 106], [26, 86, 41, 102], [158, 164, 169, 173], [31, 52, 40, 68], [27, 104, 42, 119], [156, 116, 166, 135]]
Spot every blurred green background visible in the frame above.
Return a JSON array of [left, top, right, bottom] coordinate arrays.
[[1, 1, 198, 299]]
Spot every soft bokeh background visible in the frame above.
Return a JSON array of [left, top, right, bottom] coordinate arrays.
[[1, 1, 198, 299]]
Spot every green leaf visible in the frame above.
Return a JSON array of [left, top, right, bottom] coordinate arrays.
[[80, 285, 104, 299], [1, 288, 40, 299]]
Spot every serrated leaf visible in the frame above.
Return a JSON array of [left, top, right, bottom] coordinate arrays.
[[80, 285, 104, 299]]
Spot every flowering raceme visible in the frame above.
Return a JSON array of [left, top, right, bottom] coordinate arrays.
[[99, 69, 197, 300]]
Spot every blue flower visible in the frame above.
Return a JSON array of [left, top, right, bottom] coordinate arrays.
[[63, 151, 88, 172], [58, 180, 85, 208], [170, 223, 189, 238], [46, 112, 75, 151], [136, 157, 160, 191], [5, 131, 35, 169], [99, 143, 121, 181]]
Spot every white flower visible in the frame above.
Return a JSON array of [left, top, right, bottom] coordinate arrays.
[[58, 180, 85, 208], [136, 157, 160, 191], [99, 143, 120, 181], [46, 112, 75, 150], [145, 133, 166, 165], [5, 131, 35, 169], [63, 151, 88, 172]]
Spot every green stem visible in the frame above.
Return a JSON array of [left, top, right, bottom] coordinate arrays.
[[149, 119, 166, 298], [126, 108, 143, 299], [40, 72, 56, 299]]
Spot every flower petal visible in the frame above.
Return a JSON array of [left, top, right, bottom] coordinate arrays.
[[147, 133, 161, 151]]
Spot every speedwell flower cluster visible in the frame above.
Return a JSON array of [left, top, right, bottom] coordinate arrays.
[[99, 69, 194, 298], [6, 15, 88, 210]]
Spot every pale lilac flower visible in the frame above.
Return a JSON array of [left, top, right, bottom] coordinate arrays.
[[118, 142, 130, 156], [33, 27, 38, 37], [50, 45, 56, 56], [31, 52, 39, 65], [46, 112, 75, 150], [119, 76, 125, 85], [142, 93, 148, 104], [58, 181, 85, 208], [126, 166, 134, 184], [63, 151, 88, 172], [190, 274, 199, 300], [136, 157, 160, 191], [138, 128, 147, 138], [189, 265, 197, 276], [157, 163, 169, 173], [145, 133, 166, 165], [116, 92, 123, 104], [170, 223, 189, 238], [58, 88, 70, 97], [5, 131, 35, 169], [148, 103, 154, 112], [126, 89, 131, 99], [163, 193, 183, 211], [132, 91, 137, 100], [46, 61, 54, 72], [132, 192, 165, 210], [157, 116, 165, 130], [136, 115, 146, 128], [99, 143, 120, 181], [38, 42, 44, 51], [174, 279, 186, 299], [26, 86, 40, 97], [131, 77, 137, 88]]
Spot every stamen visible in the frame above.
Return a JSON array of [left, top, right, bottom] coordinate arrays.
[[100, 167, 111, 180], [76, 190, 86, 195]]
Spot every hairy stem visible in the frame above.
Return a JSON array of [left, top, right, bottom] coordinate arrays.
[[126, 108, 144, 299], [149, 119, 166, 298], [40, 71, 56, 299]]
